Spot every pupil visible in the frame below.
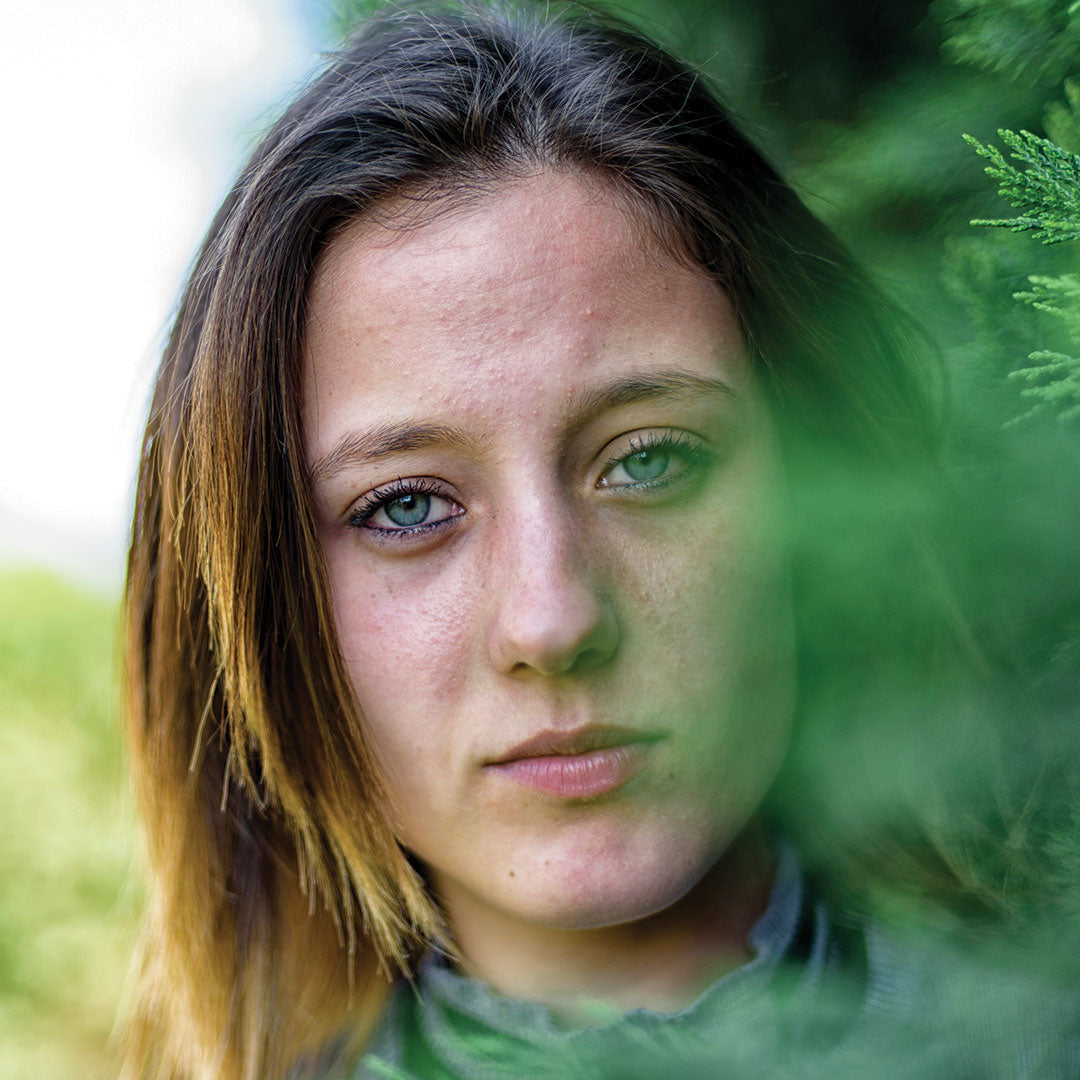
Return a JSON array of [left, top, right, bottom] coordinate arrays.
[[386, 492, 431, 527], [624, 448, 669, 481]]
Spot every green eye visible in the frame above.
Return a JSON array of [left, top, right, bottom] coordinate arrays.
[[599, 432, 713, 494]]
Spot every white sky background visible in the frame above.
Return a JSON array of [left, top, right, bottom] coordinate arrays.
[[0, 0, 320, 590]]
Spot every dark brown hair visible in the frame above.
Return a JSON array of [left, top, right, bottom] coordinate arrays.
[[122, 4, 953, 1077]]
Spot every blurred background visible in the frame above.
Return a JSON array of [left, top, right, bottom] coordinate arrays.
[[2, 0, 1078, 1075]]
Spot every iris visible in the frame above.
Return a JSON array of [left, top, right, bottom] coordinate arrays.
[[385, 492, 431, 527], [622, 448, 670, 482]]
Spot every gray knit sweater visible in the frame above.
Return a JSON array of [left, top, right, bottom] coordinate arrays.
[[348, 851, 1079, 1079]]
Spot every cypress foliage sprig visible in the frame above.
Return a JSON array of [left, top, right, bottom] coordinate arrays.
[[1008, 274, 1080, 421], [965, 122, 1080, 421], [963, 129, 1080, 243], [1008, 351, 1080, 420], [1014, 272, 1080, 334]]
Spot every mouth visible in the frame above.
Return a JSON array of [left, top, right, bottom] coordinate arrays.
[[485, 725, 664, 799]]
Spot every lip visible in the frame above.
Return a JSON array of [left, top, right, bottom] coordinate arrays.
[[485, 725, 663, 799]]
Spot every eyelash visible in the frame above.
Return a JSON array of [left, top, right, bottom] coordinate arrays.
[[346, 431, 713, 541]]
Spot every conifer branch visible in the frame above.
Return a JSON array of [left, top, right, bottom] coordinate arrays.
[[966, 120, 1080, 422], [963, 129, 1080, 243]]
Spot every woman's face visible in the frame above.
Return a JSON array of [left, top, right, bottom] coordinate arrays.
[[303, 172, 796, 937]]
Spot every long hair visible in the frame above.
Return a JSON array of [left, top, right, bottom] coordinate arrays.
[[121, 3, 969, 1077]]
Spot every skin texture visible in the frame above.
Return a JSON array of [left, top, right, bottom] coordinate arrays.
[[303, 172, 797, 1016]]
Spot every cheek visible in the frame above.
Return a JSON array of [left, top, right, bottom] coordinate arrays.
[[325, 542, 479, 780], [620, 488, 790, 662], [611, 461, 795, 775]]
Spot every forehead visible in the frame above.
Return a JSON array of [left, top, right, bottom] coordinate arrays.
[[302, 172, 748, 452], [311, 171, 686, 303]]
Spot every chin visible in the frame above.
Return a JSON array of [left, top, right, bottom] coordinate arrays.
[[506, 826, 724, 930]]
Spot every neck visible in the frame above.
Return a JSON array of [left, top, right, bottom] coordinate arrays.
[[435, 827, 775, 1025]]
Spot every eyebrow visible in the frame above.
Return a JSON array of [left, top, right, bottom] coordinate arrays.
[[308, 422, 481, 484], [566, 370, 736, 428], [307, 369, 736, 485]]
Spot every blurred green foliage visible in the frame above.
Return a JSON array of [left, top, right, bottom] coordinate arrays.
[[938, 0, 1080, 85], [0, 570, 135, 1079]]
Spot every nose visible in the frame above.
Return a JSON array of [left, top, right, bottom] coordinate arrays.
[[488, 500, 619, 677]]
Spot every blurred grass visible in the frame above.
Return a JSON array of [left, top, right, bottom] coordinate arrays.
[[0, 568, 137, 1079]]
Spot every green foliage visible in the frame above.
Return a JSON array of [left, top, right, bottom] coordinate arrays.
[[963, 123, 1080, 420], [963, 128, 1080, 242], [945, 23, 1080, 1013], [1043, 78, 1080, 151], [1008, 348, 1080, 419], [0, 570, 135, 1079], [937, 0, 1080, 86], [1015, 268, 1080, 327], [1010, 274, 1080, 419], [327, 0, 384, 43]]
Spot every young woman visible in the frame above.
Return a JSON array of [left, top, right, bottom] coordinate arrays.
[[121, 3, 1075, 1078]]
